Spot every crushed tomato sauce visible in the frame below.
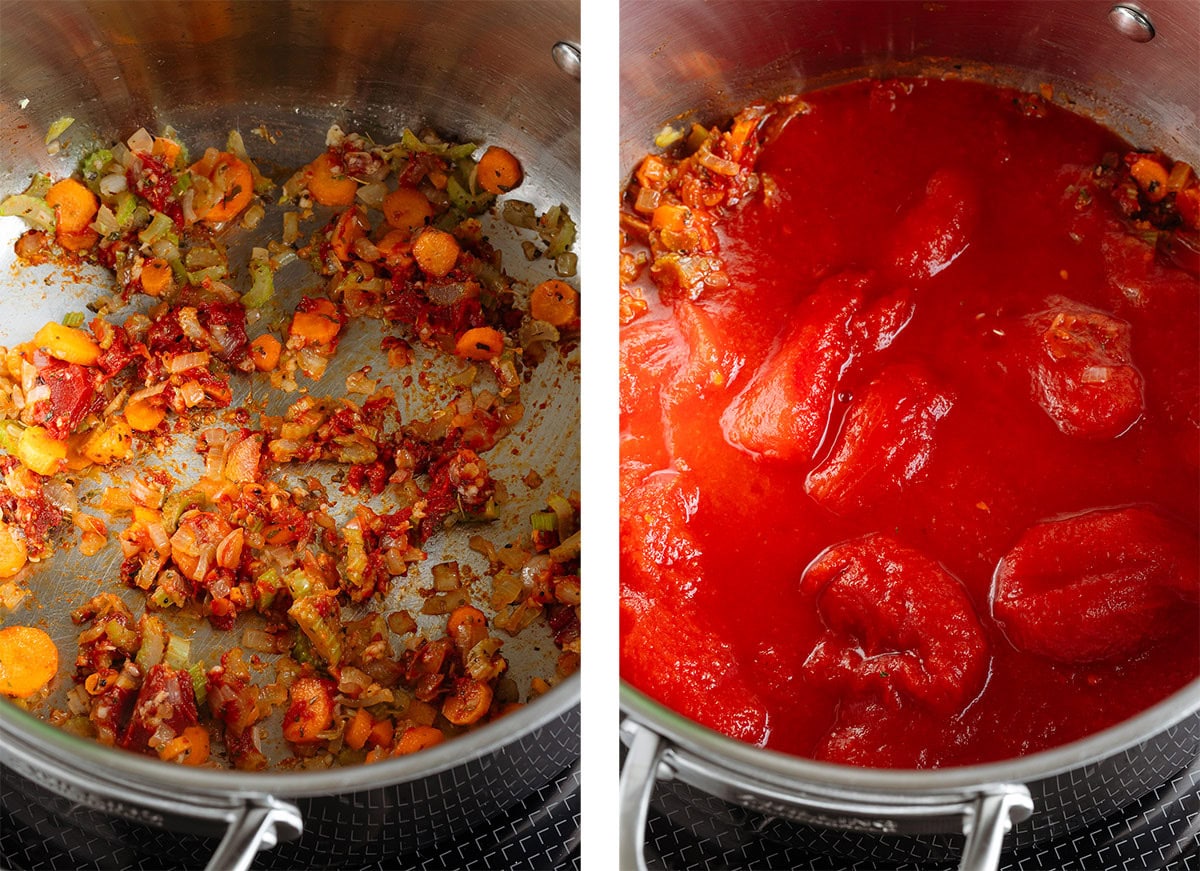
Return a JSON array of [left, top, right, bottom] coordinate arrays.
[[619, 78, 1200, 768]]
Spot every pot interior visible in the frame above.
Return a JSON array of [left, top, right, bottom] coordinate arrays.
[[0, 0, 581, 778]]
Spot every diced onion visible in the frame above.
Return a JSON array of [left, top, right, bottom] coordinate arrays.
[[167, 351, 211, 374]]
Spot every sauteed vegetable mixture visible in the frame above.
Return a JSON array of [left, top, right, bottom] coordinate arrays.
[[620, 78, 1198, 767], [0, 123, 579, 768]]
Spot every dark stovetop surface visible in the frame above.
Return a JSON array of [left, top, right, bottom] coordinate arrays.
[[638, 754, 1199, 871], [0, 760, 580, 871]]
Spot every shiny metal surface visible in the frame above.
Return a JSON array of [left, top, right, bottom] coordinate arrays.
[[619, 0, 1199, 866], [0, 0, 580, 862]]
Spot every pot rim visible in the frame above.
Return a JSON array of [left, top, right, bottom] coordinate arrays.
[[621, 674, 1200, 793], [0, 670, 578, 797]]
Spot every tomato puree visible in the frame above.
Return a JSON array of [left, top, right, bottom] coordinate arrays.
[[619, 78, 1200, 768]]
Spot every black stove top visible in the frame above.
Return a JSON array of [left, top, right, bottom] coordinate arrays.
[[0, 760, 579, 870], [638, 755, 1198, 870]]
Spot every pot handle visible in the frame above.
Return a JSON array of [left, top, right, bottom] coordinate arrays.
[[205, 796, 305, 871], [618, 720, 666, 870], [618, 719, 1033, 871]]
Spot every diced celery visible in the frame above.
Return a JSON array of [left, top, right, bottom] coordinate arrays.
[[82, 148, 115, 178], [447, 174, 495, 216], [138, 211, 174, 245], [0, 194, 56, 232], [61, 312, 85, 328], [45, 116, 75, 145], [188, 662, 207, 705], [165, 635, 191, 671], [288, 594, 343, 666], [241, 256, 274, 308]]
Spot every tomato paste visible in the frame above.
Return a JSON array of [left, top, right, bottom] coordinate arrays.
[[619, 78, 1200, 768]]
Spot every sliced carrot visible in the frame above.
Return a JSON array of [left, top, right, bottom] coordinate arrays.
[[375, 229, 415, 271], [159, 725, 210, 765], [441, 678, 493, 725], [153, 136, 183, 168], [1129, 157, 1169, 203], [249, 333, 282, 371], [0, 522, 27, 578], [0, 625, 58, 698], [330, 206, 369, 261], [283, 676, 334, 744], [125, 397, 167, 432], [393, 724, 445, 756], [368, 717, 393, 748], [290, 301, 341, 347], [530, 279, 578, 327], [412, 227, 460, 278], [652, 203, 689, 233], [140, 257, 174, 296], [306, 152, 357, 207], [455, 326, 504, 361], [201, 152, 254, 223], [381, 187, 433, 235], [447, 605, 487, 637], [34, 321, 101, 366], [476, 146, 523, 195], [45, 178, 99, 237], [636, 155, 668, 189], [58, 229, 99, 252], [344, 708, 373, 751]]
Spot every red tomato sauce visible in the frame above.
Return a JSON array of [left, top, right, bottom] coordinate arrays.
[[619, 78, 1200, 768]]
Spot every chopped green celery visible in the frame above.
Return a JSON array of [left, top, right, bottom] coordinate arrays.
[[254, 567, 282, 610], [45, 116, 75, 145], [81, 148, 115, 178], [61, 312, 85, 328], [288, 594, 343, 666], [138, 210, 174, 245], [161, 488, 207, 534], [164, 634, 191, 671], [113, 191, 137, 230], [0, 194, 56, 232], [172, 174, 193, 197], [168, 257, 188, 283], [447, 174, 495, 216], [530, 510, 557, 532], [284, 568, 314, 600], [291, 631, 317, 665], [134, 614, 167, 669], [396, 128, 477, 160], [148, 585, 176, 610], [241, 257, 274, 308], [187, 265, 228, 285], [187, 662, 207, 705], [342, 526, 367, 588], [24, 172, 53, 200]]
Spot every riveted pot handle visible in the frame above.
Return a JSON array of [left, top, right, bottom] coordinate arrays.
[[206, 796, 305, 871], [618, 720, 665, 871], [959, 790, 1033, 871]]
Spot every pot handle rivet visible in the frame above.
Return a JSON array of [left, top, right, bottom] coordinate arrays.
[[552, 41, 581, 80], [1108, 4, 1156, 42]]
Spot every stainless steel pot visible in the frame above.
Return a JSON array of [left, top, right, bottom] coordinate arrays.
[[0, 2, 580, 869], [618, 2, 1200, 869]]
